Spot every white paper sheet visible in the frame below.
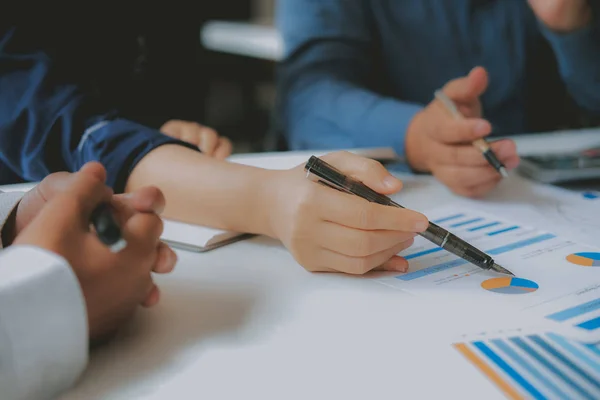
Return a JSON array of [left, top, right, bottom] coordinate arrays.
[[375, 206, 600, 343]]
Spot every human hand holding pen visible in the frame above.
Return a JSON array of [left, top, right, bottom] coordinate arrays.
[[267, 151, 428, 275], [13, 163, 176, 342], [405, 67, 520, 198]]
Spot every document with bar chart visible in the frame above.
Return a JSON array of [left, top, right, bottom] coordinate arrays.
[[453, 327, 600, 400], [376, 206, 600, 339]]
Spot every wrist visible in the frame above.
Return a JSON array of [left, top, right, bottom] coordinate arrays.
[[253, 169, 285, 239]]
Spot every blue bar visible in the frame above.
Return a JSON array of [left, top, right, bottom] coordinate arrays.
[[432, 213, 465, 224], [468, 222, 501, 232], [488, 226, 519, 236], [487, 234, 556, 256], [404, 247, 443, 260], [511, 337, 594, 400], [449, 218, 484, 228], [577, 316, 600, 331], [529, 335, 600, 391], [396, 258, 467, 281], [472, 341, 546, 400], [546, 298, 600, 322], [585, 344, 600, 358], [547, 333, 600, 375], [492, 338, 570, 399]]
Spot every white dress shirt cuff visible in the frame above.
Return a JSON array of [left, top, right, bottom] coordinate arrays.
[[0, 245, 88, 400]]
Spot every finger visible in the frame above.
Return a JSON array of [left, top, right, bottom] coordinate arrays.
[[66, 164, 113, 217], [377, 255, 411, 273], [320, 151, 403, 194], [78, 162, 108, 183], [442, 66, 489, 103], [160, 120, 183, 138], [113, 186, 166, 222], [315, 184, 429, 232], [315, 239, 414, 275], [214, 137, 233, 159], [141, 284, 160, 308], [316, 221, 417, 258], [122, 213, 164, 253], [428, 115, 492, 144], [434, 139, 518, 167], [153, 242, 177, 274], [35, 172, 73, 201], [489, 139, 521, 170], [197, 127, 220, 155]]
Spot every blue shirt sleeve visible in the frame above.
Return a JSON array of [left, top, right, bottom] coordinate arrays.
[[0, 27, 199, 192], [538, 7, 600, 115], [276, 0, 423, 156]]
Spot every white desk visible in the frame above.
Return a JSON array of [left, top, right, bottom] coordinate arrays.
[[201, 20, 283, 61], [2, 143, 599, 399]]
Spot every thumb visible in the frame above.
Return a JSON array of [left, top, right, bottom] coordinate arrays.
[[68, 162, 113, 217], [319, 151, 403, 195], [443, 66, 489, 102]]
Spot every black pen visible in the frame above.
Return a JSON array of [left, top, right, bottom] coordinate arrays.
[[434, 90, 508, 178], [304, 156, 514, 276], [90, 203, 127, 253]]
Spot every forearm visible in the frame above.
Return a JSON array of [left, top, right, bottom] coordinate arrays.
[[126, 145, 279, 236], [283, 76, 422, 154]]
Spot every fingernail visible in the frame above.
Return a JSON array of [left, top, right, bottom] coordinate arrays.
[[383, 175, 400, 189], [414, 220, 429, 232], [473, 121, 490, 136]]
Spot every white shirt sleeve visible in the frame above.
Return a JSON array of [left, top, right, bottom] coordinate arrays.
[[0, 245, 88, 400]]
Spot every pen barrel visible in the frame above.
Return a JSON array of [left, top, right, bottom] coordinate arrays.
[[91, 204, 122, 246], [420, 223, 494, 270]]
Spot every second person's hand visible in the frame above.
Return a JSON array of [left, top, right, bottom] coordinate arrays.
[[14, 162, 176, 343], [160, 119, 233, 160], [405, 67, 520, 198]]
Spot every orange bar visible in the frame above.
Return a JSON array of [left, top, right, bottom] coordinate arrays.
[[454, 343, 524, 400]]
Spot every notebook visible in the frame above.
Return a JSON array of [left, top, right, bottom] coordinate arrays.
[[162, 147, 401, 252]]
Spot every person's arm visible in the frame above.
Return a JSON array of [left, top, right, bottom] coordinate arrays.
[[0, 246, 88, 400], [276, 0, 423, 155], [0, 26, 198, 192], [534, 1, 600, 114]]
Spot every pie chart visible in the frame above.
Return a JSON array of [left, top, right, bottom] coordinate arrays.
[[566, 252, 600, 267], [481, 277, 539, 295]]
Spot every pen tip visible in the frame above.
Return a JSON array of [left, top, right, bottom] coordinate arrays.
[[492, 263, 514, 276], [499, 167, 509, 178]]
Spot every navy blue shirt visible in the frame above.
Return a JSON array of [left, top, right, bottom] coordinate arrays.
[[0, 10, 200, 191], [277, 0, 600, 156]]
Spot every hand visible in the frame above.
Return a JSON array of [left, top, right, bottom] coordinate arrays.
[[265, 151, 428, 275], [405, 67, 520, 198], [160, 119, 232, 159], [14, 162, 176, 342], [528, 0, 592, 32]]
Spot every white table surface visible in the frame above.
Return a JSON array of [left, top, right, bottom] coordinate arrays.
[[2, 141, 599, 399], [200, 20, 283, 61]]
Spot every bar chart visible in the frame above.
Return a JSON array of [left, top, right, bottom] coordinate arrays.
[[454, 332, 600, 399]]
